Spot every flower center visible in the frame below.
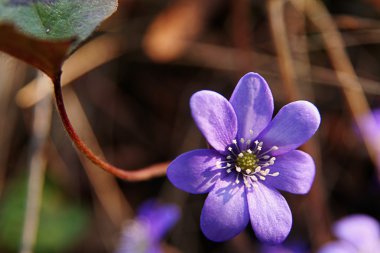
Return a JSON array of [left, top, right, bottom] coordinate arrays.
[[235, 151, 258, 174], [216, 131, 280, 188]]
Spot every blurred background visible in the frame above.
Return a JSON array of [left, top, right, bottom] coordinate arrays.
[[1, 0, 380, 252]]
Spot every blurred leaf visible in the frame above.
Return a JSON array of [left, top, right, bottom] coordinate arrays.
[[0, 174, 90, 253], [0, 0, 118, 78]]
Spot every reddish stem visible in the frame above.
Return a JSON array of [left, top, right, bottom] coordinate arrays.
[[52, 74, 168, 181]]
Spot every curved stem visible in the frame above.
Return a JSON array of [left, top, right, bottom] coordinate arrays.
[[52, 74, 168, 181]]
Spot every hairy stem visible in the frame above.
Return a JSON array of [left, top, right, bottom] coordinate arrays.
[[52, 74, 167, 181]]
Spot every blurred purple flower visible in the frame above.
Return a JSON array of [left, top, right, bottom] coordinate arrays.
[[359, 108, 380, 168], [261, 243, 307, 253], [359, 108, 380, 139], [167, 72, 320, 243], [318, 214, 380, 253], [115, 200, 180, 253]]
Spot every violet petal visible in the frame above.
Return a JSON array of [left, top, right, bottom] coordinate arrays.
[[230, 72, 274, 140], [318, 241, 357, 253], [333, 214, 380, 249], [167, 149, 224, 194], [200, 175, 249, 241], [259, 101, 321, 156], [264, 150, 315, 194], [247, 184, 292, 244], [190, 91, 237, 153]]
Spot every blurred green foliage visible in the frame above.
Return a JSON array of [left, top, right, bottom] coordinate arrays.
[[0, 173, 89, 252]]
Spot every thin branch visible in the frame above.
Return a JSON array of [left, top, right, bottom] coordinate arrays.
[[182, 43, 380, 95], [267, 0, 333, 247], [52, 74, 168, 181], [290, 0, 380, 179], [267, 0, 299, 100], [0, 54, 26, 197], [64, 87, 133, 224], [16, 34, 126, 109], [20, 73, 52, 253]]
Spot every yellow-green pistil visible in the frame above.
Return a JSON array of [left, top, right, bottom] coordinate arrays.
[[216, 137, 280, 187], [236, 151, 258, 174]]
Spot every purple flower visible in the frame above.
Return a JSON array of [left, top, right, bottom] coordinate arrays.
[[115, 200, 180, 253], [318, 214, 380, 253], [167, 72, 320, 243]]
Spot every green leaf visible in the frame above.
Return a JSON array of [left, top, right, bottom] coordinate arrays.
[[0, 0, 118, 78]]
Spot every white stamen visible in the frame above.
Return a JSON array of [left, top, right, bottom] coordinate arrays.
[[222, 138, 281, 187], [243, 177, 250, 187], [228, 146, 238, 156]]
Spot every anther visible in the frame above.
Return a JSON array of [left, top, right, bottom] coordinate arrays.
[[235, 174, 240, 184], [236, 167, 242, 172], [228, 146, 238, 156], [240, 138, 245, 143], [238, 153, 244, 158]]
